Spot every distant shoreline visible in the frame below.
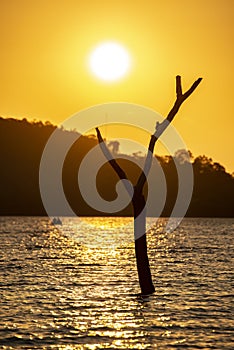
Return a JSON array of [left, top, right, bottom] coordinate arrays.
[[1, 117, 234, 218]]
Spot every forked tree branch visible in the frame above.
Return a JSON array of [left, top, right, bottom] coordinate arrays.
[[136, 75, 202, 191], [95, 76, 202, 194], [167, 76, 202, 122]]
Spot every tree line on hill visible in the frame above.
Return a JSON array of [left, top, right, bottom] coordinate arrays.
[[0, 117, 233, 217]]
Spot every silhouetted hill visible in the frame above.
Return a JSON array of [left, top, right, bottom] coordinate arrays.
[[0, 117, 233, 217]]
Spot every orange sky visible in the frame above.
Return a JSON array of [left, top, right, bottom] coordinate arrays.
[[0, 0, 233, 173]]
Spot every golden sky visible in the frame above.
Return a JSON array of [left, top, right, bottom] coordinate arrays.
[[0, 0, 233, 173]]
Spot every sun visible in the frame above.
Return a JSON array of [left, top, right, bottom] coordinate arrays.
[[89, 41, 131, 82]]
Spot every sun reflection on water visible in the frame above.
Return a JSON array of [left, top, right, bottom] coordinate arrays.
[[58, 217, 136, 248], [81, 216, 133, 228], [0, 217, 233, 349]]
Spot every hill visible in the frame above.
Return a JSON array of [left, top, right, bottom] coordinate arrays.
[[0, 117, 233, 217]]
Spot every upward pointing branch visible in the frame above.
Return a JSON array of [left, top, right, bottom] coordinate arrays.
[[95, 127, 128, 180], [95, 127, 133, 197], [167, 75, 202, 122], [136, 75, 202, 191]]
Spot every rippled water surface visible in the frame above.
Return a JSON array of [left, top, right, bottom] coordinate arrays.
[[0, 217, 233, 349]]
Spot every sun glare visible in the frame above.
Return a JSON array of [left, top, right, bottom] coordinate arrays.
[[89, 42, 131, 82]]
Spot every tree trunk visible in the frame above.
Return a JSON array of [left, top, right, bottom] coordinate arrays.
[[95, 76, 202, 295], [133, 189, 155, 295]]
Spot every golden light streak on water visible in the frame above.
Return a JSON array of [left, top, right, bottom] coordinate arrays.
[[0, 217, 233, 349]]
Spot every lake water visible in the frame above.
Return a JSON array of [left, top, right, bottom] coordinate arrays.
[[0, 217, 233, 349]]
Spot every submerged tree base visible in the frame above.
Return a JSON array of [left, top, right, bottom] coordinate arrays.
[[135, 233, 155, 295]]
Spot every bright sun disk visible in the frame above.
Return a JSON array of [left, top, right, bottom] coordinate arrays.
[[89, 42, 131, 82]]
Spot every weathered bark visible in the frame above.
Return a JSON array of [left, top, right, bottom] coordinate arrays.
[[133, 188, 155, 295], [135, 232, 155, 295], [95, 76, 202, 295]]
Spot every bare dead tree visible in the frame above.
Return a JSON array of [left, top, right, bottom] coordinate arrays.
[[96, 76, 202, 295]]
